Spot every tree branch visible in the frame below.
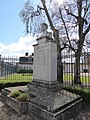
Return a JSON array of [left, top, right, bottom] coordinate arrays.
[[41, 0, 55, 32], [41, 0, 60, 43], [64, 5, 78, 20], [59, 9, 72, 48], [83, 23, 90, 37], [67, 12, 78, 20]]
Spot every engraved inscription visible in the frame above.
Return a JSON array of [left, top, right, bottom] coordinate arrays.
[[38, 50, 45, 65]]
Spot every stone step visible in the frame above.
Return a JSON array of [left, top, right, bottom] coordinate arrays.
[[1, 88, 10, 99]]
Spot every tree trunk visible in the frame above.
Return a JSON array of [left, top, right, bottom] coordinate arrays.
[[73, 0, 84, 84], [74, 51, 81, 84], [53, 30, 63, 83]]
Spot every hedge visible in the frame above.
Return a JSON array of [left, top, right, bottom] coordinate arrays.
[[64, 86, 90, 103]]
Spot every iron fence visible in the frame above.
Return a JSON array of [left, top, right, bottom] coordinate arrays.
[[0, 56, 33, 83], [0, 52, 90, 88], [62, 51, 90, 88]]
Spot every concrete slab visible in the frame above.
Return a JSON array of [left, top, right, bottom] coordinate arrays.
[[5, 85, 28, 92]]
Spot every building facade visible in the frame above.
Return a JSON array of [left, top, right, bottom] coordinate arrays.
[[17, 53, 33, 73]]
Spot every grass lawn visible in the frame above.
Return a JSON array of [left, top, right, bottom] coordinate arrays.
[[0, 73, 33, 83], [0, 73, 89, 84], [63, 73, 90, 83]]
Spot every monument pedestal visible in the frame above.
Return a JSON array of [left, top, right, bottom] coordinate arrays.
[[28, 80, 62, 95], [28, 35, 82, 120], [27, 88, 82, 120]]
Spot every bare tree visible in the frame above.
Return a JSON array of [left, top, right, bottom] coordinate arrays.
[[49, 0, 90, 84], [58, 0, 90, 84], [19, 0, 90, 84]]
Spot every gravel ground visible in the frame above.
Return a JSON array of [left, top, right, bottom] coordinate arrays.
[[75, 102, 90, 120], [0, 94, 90, 120]]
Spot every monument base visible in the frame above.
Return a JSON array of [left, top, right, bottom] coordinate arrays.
[[28, 80, 82, 120], [28, 80, 62, 94]]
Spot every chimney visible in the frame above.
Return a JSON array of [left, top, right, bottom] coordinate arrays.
[[32, 53, 34, 56], [25, 52, 28, 56]]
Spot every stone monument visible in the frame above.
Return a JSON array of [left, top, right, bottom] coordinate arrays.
[[38, 23, 52, 38], [28, 23, 61, 93], [28, 23, 82, 120]]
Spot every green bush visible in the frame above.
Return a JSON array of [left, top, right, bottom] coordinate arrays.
[[9, 90, 21, 98], [16, 93, 29, 102], [17, 69, 33, 74], [82, 89, 90, 102], [64, 86, 90, 103], [9, 90, 29, 102]]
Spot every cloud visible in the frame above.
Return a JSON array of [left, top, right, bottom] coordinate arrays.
[[0, 35, 37, 57]]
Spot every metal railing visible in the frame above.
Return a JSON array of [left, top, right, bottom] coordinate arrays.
[[0, 53, 90, 88], [0, 56, 33, 83], [62, 51, 90, 88]]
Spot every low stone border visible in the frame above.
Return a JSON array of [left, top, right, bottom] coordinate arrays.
[[6, 95, 28, 114]]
